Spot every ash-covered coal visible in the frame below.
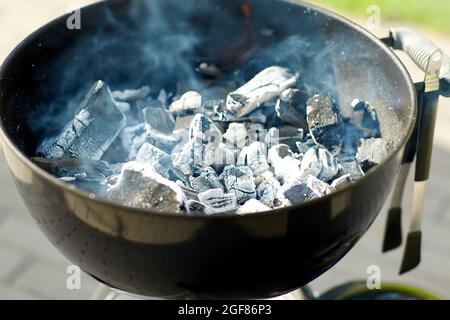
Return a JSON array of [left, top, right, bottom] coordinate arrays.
[[34, 64, 389, 215]]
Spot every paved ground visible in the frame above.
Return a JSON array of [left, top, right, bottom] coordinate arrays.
[[0, 1, 449, 299]]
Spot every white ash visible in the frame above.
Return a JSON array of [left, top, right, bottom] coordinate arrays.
[[169, 91, 202, 114], [112, 86, 151, 102], [268, 144, 302, 183], [237, 199, 271, 215]]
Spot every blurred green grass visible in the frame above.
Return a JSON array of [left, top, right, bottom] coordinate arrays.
[[314, 0, 450, 33]]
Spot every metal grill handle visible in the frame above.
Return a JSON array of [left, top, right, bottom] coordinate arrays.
[[391, 27, 450, 97]]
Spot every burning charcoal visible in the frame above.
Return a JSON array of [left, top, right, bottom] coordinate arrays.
[[198, 188, 238, 215], [256, 175, 281, 207], [276, 88, 308, 129], [277, 175, 333, 207], [169, 91, 202, 114], [178, 185, 200, 201], [226, 66, 299, 117], [144, 124, 180, 153], [306, 94, 344, 152], [209, 143, 236, 173], [40, 81, 126, 160], [196, 62, 222, 78], [136, 143, 186, 183], [339, 156, 365, 180], [268, 144, 302, 183], [186, 200, 208, 215], [120, 124, 147, 160], [318, 148, 339, 181], [107, 162, 186, 213], [356, 138, 393, 172], [32, 157, 112, 182], [237, 199, 271, 215], [189, 167, 224, 193], [331, 174, 352, 190], [276, 177, 315, 206], [189, 114, 222, 147], [237, 142, 269, 176], [350, 99, 381, 139], [172, 140, 203, 175], [112, 86, 151, 102], [219, 166, 256, 204], [305, 175, 334, 197], [223, 123, 265, 148], [299, 148, 322, 178], [143, 107, 175, 134], [317, 148, 339, 181]]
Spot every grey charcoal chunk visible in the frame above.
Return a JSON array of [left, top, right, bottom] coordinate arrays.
[[226, 66, 299, 117], [172, 140, 204, 175], [237, 142, 269, 176], [112, 86, 151, 102], [356, 138, 393, 171], [107, 162, 186, 213], [144, 124, 180, 153], [237, 199, 271, 215], [136, 143, 186, 183], [339, 156, 365, 180], [257, 176, 281, 207], [306, 94, 344, 152], [223, 123, 265, 148], [219, 165, 256, 204], [189, 114, 222, 147], [169, 91, 202, 114], [143, 107, 175, 134], [277, 177, 316, 206], [173, 140, 234, 176], [42, 81, 126, 160], [305, 175, 334, 197], [125, 124, 180, 159], [276, 88, 308, 129], [300, 148, 322, 178], [213, 109, 267, 124], [32, 157, 112, 182], [277, 175, 334, 207], [268, 144, 302, 183], [331, 174, 352, 190], [350, 99, 381, 139], [121, 124, 147, 160], [318, 148, 339, 181], [186, 200, 209, 215], [189, 167, 224, 193], [198, 188, 238, 215]]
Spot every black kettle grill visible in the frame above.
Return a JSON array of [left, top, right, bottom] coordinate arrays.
[[0, 0, 448, 299]]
